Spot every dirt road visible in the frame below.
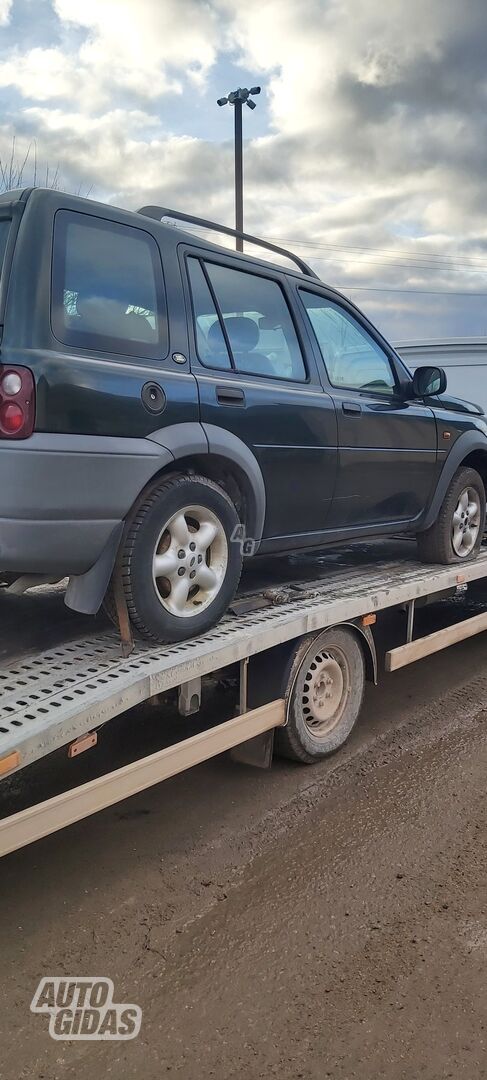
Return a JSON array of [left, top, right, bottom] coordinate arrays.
[[0, 583, 486, 1078]]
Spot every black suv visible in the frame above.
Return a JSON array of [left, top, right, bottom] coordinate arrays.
[[0, 188, 486, 642]]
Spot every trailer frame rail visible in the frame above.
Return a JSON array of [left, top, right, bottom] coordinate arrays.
[[0, 700, 285, 857]]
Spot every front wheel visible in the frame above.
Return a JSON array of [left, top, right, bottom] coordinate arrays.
[[417, 466, 486, 565], [106, 473, 243, 643]]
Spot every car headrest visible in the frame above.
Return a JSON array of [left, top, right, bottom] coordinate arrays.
[[223, 316, 259, 352], [77, 295, 127, 319], [207, 319, 227, 350]]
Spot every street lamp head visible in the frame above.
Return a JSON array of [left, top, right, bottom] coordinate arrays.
[[221, 86, 261, 107]]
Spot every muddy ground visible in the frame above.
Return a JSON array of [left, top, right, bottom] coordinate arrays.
[[0, 569, 486, 1079]]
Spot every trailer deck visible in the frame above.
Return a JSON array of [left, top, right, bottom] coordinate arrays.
[[2, 545, 487, 778], [2, 542, 487, 857]]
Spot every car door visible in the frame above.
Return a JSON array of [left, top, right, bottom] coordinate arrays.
[[298, 288, 438, 528], [182, 251, 338, 546], [47, 207, 200, 438]]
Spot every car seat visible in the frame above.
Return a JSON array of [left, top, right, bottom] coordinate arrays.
[[220, 316, 269, 372]]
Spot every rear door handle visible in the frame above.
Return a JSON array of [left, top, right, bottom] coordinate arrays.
[[342, 401, 362, 416], [216, 386, 245, 406]]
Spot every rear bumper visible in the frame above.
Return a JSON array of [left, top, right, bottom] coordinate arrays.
[[0, 517, 119, 574], [0, 432, 170, 575]]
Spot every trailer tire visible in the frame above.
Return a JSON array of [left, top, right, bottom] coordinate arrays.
[[417, 466, 486, 564], [276, 627, 365, 764]]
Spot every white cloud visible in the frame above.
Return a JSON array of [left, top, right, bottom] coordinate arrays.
[[1, 0, 487, 337], [0, 1, 220, 106], [53, 0, 218, 99], [0, 0, 12, 26], [0, 48, 77, 101]]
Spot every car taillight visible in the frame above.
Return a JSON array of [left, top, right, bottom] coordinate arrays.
[[0, 365, 35, 439]]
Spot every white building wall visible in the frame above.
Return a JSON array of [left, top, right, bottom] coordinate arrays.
[[395, 339, 487, 412]]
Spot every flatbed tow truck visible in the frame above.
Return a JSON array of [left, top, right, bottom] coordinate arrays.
[[1, 540, 487, 859]]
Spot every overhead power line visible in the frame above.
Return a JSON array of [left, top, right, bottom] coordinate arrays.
[[169, 221, 487, 297], [311, 255, 487, 275], [173, 219, 487, 271], [262, 233, 487, 270], [337, 285, 487, 297]]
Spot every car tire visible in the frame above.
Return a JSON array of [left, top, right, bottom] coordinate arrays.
[[105, 473, 243, 643], [276, 627, 366, 764], [417, 466, 486, 565]]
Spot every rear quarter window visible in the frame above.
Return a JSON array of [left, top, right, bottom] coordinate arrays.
[[0, 219, 11, 275], [51, 210, 168, 358]]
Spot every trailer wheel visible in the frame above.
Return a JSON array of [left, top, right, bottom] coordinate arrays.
[[417, 466, 486, 564], [105, 473, 243, 643], [276, 627, 365, 763]]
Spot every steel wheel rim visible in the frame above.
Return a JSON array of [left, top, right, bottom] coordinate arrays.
[[300, 646, 350, 738], [152, 504, 228, 618], [451, 486, 481, 557]]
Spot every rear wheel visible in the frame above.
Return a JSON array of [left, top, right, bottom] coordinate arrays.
[[276, 627, 366, 763], [105, 473, 243, 643], [417, 466, 486, 564]]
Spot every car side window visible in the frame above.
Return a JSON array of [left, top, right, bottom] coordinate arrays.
[[300, 290, 396, 395], [51, 210, 168, 358], [187, 259, 232, 370], [188, 257, 306, 381]]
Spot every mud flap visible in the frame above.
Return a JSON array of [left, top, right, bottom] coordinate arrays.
[[65, 523, 123, 615], [230, 729, 275, 768]]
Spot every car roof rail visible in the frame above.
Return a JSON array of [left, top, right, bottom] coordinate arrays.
[[137, 205, 319, 278]]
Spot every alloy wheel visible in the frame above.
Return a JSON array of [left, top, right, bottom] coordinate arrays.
[[452, 486, 481, 557], [152, 504, 228, 618]]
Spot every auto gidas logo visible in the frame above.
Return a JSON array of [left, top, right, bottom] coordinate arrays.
[[30, 977, 142, 1040]]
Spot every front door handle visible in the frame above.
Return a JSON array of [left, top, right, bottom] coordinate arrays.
[[342, 401, 362, 416], [216, 386, 245, 406]]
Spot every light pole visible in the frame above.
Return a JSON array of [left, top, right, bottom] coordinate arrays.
[[217, 86, 261, 251]]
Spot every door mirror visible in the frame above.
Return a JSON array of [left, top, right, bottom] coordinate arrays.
[[411, 365, 447, 398]]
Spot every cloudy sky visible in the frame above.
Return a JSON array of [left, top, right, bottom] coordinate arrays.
[[0, 0, 486, 341]]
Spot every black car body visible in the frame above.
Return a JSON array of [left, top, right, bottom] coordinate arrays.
[[1, 187, 486, 641]]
